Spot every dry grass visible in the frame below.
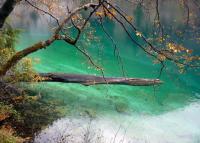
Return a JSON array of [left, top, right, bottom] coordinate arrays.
[[0, 126, 24, 143]]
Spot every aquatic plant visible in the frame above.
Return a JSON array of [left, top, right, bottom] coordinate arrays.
[[114, 100, 129, 113]]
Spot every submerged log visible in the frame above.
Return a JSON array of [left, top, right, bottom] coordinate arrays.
[[39, 73, 162, 86]]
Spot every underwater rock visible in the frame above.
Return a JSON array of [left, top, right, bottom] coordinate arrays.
[[114, 101, 129, 113], [79, 108, 97, 119]]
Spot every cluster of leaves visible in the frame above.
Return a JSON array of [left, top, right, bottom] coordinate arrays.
[[146, 26, 200, 72], [0, 27, 38, 83], [95, 5, 134, 22], [95, 6, 116, 19], [0, 102, 24, 142], [0, 27, 19, 65], [34, 0, 65, 17], [0, 102, 20, 122], [166, 42, 192, 54], [0, 126, 24, 143], [155, 41, 200, 73]]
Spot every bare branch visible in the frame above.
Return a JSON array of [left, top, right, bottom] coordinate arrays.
[[25, 0, 60, 27], [98, 16, 126, 77]]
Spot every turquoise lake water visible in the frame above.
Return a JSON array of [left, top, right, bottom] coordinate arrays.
[[16, 18, 200, 142]]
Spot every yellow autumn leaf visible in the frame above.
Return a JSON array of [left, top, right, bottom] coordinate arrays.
[[126, 16, 133, 22], [158, 54, 166, 61], [136, 31, 142, 37], [186, 49, 193, 54], [95, 11, 104, 17]]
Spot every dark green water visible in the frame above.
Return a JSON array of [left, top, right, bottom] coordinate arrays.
[[16, 19, 200, 142]]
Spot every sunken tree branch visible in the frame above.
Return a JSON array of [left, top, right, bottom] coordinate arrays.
[[39, 73, 162, 86]]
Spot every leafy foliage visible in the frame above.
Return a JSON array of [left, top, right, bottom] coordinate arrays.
[[0, 127, 24, 143], [0, 27, 37, 83]]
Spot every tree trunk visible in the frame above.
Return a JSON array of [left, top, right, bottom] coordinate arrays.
[[0, 0, 20, 28], [39, 73, 162, 86]]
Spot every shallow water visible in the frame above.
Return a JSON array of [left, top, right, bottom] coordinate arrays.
[[34, 102, 200, 143], [16, 18, 200, 142]]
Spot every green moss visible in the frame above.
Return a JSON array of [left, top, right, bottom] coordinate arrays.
[[107, 96, 130, 113], [115, 101, 129, 113]]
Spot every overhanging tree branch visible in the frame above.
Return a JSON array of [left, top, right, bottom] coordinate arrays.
[[1, 0, 199, 87], [0, 2, 99, 77]]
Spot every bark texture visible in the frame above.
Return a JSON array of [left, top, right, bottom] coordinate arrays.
[[0, 38, 56, 76], [0, 0, 20, 28], [39, 73, 162, 86]]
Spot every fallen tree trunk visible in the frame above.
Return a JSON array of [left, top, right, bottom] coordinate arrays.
[[39, 73, 162, 86]]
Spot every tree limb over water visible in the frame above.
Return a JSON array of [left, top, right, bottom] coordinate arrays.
[[0, 0, 199, 84], [39, 73, 162, 86]]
